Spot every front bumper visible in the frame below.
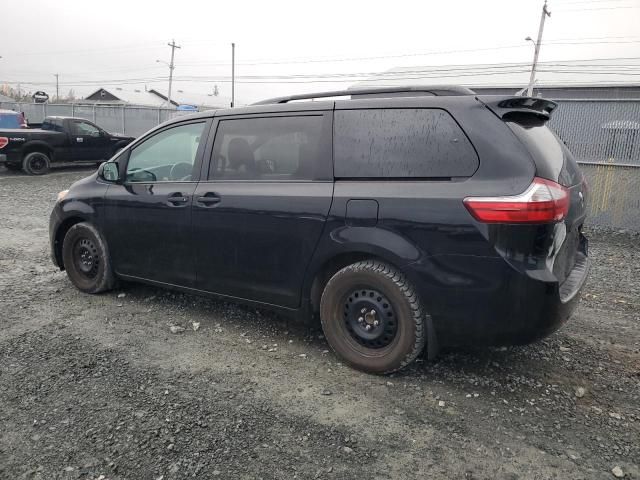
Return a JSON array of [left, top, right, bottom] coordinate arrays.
[[49, 205, 64, 269]]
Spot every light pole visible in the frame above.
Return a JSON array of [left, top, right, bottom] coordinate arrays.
[[526, 0, 551, 97]]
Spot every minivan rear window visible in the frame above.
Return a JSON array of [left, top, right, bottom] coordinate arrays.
[[334, 108, 478, 178]]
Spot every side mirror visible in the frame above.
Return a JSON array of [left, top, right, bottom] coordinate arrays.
[[100, 162, 120, 182]]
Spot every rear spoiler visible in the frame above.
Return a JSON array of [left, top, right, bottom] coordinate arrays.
[[476, 96, 558, 121]]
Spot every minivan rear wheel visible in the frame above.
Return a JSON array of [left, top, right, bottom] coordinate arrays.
[[62, 222, 116, 294], [320, 260, 426, 374]]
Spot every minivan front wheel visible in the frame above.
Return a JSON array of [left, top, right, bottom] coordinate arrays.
[[320, 260, 427, 374], [62, 222, 116, 294]]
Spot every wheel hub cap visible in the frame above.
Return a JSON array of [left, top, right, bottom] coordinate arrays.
[[30, 155, 46, 171], [344, 289, 397, 349], [73, 238, 99, 278]]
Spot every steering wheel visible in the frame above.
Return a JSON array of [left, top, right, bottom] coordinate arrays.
[[169, 162, 193, 181], [128, 168, 156, 182]]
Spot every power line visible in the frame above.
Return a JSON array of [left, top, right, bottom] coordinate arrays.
[[4, 56, 640, 88], [555, 4, 640, 10], [6, 65, 640, 87], [178, 39, 640, 67], [555, 0, 640, 5], [6, 67, 640, 88]]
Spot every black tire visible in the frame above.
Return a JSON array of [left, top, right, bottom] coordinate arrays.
[[320, 260, 427, 374], [62, 222, 116, 294], [22, 151, 51, 175], [4, 163, 22, 171]]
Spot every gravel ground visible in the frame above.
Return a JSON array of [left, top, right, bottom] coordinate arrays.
[[1, 166, 638, 480]]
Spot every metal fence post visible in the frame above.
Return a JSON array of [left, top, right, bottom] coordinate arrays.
[[122, 105, 126, 134], [71, 103, 75, 117], [93, 104, 97, 123], [158, 108, 161, 125], [43, 103, 47, 119]]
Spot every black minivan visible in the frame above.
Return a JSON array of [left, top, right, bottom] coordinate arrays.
[[50, 86, 589, 374]]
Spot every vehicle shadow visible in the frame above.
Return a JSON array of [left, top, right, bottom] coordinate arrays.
[[109, 281, 550, 379]]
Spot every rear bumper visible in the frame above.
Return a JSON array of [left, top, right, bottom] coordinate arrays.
[[408, 249, 590, 347], [0, 151, 21, 165]]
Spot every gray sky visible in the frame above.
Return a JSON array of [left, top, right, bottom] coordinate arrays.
[[2, 0, 639, 104]]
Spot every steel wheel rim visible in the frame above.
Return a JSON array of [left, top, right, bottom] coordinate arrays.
[[29, 154, 47, 172], [343, 288, 397, 349], [73, 237, 100, 278]]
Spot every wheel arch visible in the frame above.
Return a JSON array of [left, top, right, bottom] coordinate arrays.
[[22, 141, 54, 160], [53, 216, 89, 270], [305, 249, 408, 323]]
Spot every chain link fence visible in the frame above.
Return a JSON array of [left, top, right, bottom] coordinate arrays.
[[549, 99, 640, 232], [549, 99, 640, 166], [2, 98, 640, 231]]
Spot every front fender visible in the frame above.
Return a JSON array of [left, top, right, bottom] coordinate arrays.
[[49, 171, 109, 268]]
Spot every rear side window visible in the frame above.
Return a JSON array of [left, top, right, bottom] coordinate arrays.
[[334, 108, 478, 178], [208, 115, 330, 181], [41, 119, 64, 132]]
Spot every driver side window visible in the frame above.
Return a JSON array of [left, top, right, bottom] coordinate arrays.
[[126, 122, 206, 183], [73, 120, 101, 136]]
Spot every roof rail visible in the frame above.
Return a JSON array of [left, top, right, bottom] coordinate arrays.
[[252, 85, 476, 105]]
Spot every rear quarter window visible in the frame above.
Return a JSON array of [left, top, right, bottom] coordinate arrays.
[[41, 119, 64, 132], [334, 108, 478, 178], [507, 119, 582, 187]]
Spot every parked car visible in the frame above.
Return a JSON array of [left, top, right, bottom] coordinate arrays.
[[49, 86, 589, 374], [0, 116, 134, 174], [0, 109, 27, 129]]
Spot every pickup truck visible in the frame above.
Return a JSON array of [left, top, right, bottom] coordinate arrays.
[[0, 116, 135, 175]]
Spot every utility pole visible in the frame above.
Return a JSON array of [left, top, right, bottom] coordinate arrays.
[[54, 73, 59, 102], [231, 42, 235, 108], [166, 39, 181, 108], [527, 0, 551, 97]]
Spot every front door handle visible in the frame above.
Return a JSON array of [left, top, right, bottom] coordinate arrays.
[[167, 192, 189, 207], [196, 193, 221, 206]]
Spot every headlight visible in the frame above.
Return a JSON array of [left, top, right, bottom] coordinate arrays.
[[57, 190, 69, 202]]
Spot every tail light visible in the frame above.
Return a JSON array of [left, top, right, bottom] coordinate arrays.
[[0, 137, 8, 149], [463, 177, 569, 224]]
